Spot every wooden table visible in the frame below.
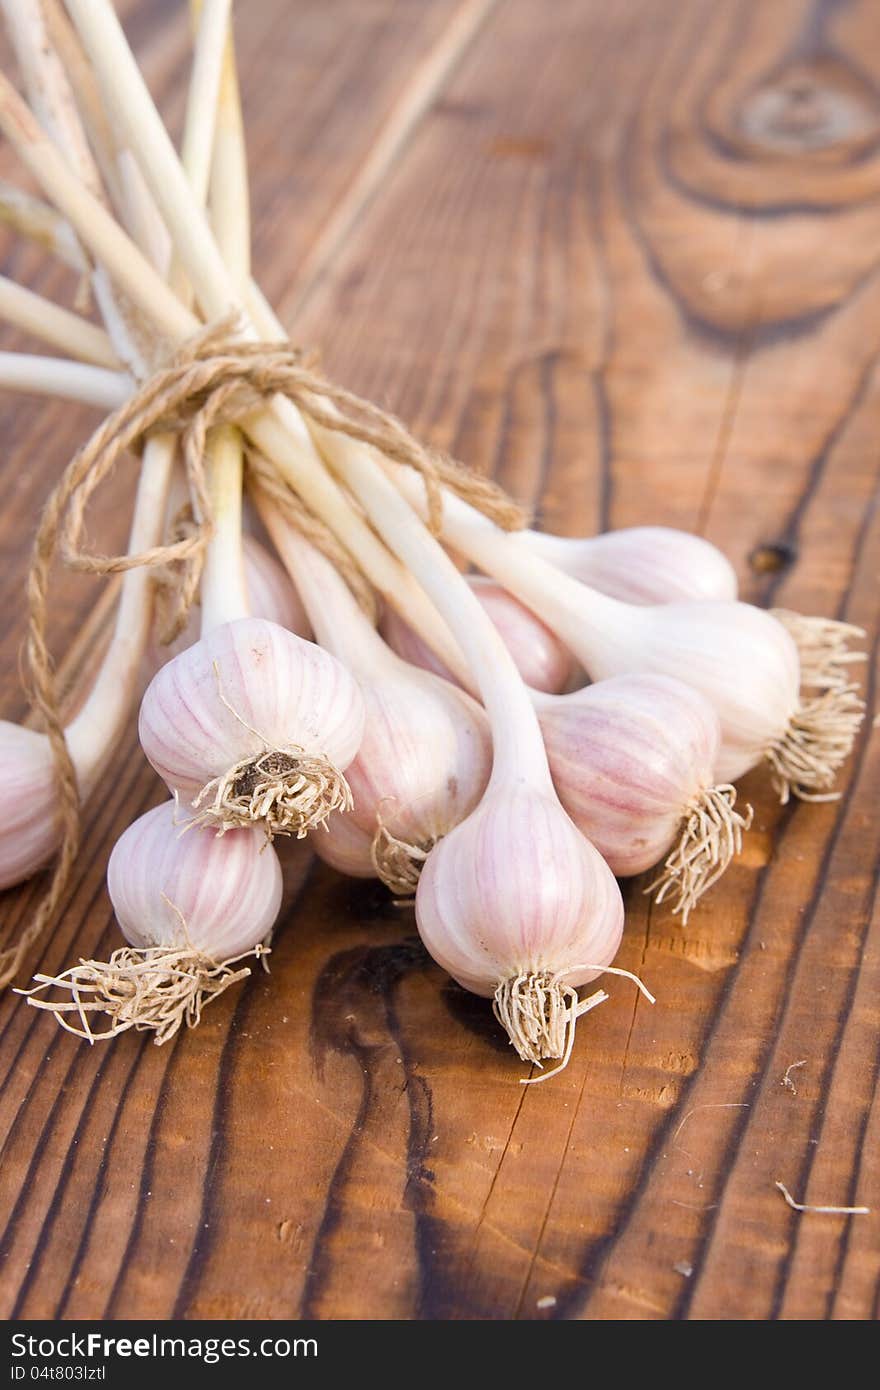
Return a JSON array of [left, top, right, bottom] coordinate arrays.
[[0, 0, 878, 1321]]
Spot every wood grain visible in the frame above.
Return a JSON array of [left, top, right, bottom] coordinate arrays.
[[0, 0, 878, 1321]]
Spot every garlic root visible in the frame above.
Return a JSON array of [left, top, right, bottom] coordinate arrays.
[[772, 609, 867, 694], [20, 943, 268, 1045], [647, 784, 753, 923], [191, 746, 353, 838], [493, 963, 655, 1080], [765, 684, 865, 803], [370, 822, 430, 897]]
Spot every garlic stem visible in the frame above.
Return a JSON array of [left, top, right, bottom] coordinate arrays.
[[390, 463, 627, 661], [0, 351, 131, 407], [1, 0, 102, 198], [39, 0, 128, 214], [181, 0, 233, 213], [0, 20, 470, 688], [190, 4, 249, 636], [258, 500, 383, 669], [0, 71, 195, 341], [4, 0, 160, 379], [324, 442, 550, 788], [200, 424, 249, 632], [0, 178, 86, 271], [0, 273, 118, 367], [63, 0, 238, 326], [65, 432, 177, 789], [41, 0, 171, 268]]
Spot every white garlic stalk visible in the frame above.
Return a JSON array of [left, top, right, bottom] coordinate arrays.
[[391, 472, 865, 802], [317, 439, 645, 1076], [22, 800, 282, 1043], [517, 525, 738, 605], [0, 435, 176, 892], [381, 575, 575, 695], [536, 674, 752, 921], [259, 510, 492, 896]]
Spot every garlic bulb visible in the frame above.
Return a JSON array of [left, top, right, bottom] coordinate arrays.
[[536, 674, 751, 919], [23, 800, 282, 1043], [325, 658, 492, 895], [257, 515, 492, 895], [393, 475, 864, 801], [381, 575, 574, 695], [107, 801, 281, 958], [138, 616, 365, 836], [516, 525, 738, 605], [416, 784, 625, 1066], [0, 723, 60, 889], [314, 807, 375, 879]]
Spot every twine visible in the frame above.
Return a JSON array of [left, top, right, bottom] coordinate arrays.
[[2, 315, 527, 988]]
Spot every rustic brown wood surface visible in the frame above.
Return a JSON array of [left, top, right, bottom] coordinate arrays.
[[0, 0, 878, 1321]]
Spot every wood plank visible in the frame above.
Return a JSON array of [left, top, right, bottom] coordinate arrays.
[[0, 0, 878, 1321]]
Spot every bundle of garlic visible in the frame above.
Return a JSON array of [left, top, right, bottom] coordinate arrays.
[[0, 1, 866, 1073]]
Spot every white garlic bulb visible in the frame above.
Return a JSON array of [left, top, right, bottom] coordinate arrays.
[[138, 617, 365, 836], [517, 525, 738, 605], [108, 800, 282, 959]]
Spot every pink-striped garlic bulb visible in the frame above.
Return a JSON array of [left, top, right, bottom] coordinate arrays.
[[23, 800, 283, 1043], [517, 524, 865, 692], [325, 442, 647, 1075], [138, 617, 365, 837], [536, 674, 752, 920], [415, 782, 630, 1074], [0, 724, 64, 890]]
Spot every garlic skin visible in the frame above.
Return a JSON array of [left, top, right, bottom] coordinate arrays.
[[339, 664, 491, 893], [0, 723, 61, 889], [314, 809, 375, 878], [415, 785, 624, 1000], [537, 674, 722, 877], [381, 576, 574, 695], [108, 800, 282, 959], [138, 617, 365, 832], [517, 526, 738, 605], [578, 600, 802, 785]]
